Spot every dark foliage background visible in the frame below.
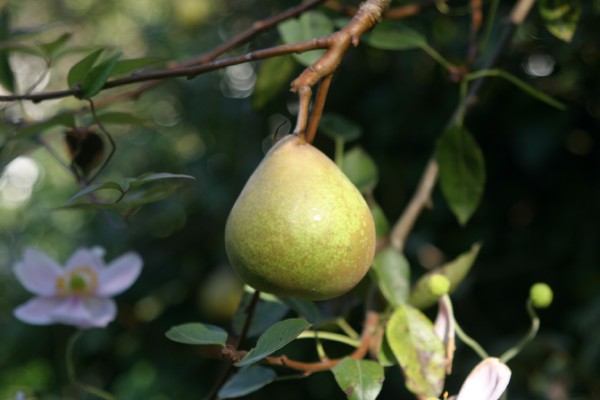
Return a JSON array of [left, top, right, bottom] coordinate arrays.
[[0, 0, 598, 399]]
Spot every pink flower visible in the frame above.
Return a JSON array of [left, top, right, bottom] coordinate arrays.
[[13, 247, 143, 329], [454, 358, 511, 400]]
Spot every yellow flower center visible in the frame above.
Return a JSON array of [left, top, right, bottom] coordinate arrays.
[[56, 266, 98, 297]]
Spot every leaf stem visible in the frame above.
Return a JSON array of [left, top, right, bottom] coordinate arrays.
[[336, 318, 360, 340], [297, 330, 360, 347], [420, 43, 455, 71], [453, 319, 489, 360], [66, 330, 116, 400], [499, 299, 540, 363]]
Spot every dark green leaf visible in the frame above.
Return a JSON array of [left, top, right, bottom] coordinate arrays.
[[126, 172, 195, 188], [319, 113, 362, 142], [377, 335, 396, 367], [236, 318, 311, 367], [53, 202, 120, 212], [342, 146, 378, 194], [332, 357, 384, 400], [436, 125, 486, 225], [39, 33, 72, 59], [386, 304, 445, 398], [279, 296, 324, 324], [64, 181, 124, 205], [0, 9, 15, 92], [253, 55, 296, 110], [278, 11, 334, 66], [16, 113, 76, 139], [367, 21, 427, 51], [218, 366, 277, 398], [371, 246, 410, 306], [165, 323, 228, 346], [80, 51, 121, 98], [538, 0, 581, 42], [370, 202, 389, 239], [120, 184, 176, 207], [109, 57, 164, 77], [67, 48, 104, 88], [409, 243, 481, 309], [233, 290, 289, 338]]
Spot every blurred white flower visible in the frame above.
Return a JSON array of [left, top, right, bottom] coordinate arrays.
[[13, 247, 143, 329], [454, 357, 511, 400], [434, 295, 456, 374]]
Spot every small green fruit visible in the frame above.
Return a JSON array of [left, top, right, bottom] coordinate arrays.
[[428, 274, 451, 298], [530, 282, 553, 309], [225, 134, 376, 300]]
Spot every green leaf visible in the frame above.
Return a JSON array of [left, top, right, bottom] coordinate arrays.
[[253, 55, 296, 110], [109, 57, 164, 77], [120, 184, 176, 207], [370, 202, 389, 239], [377, 335, 396, 367], [39, 33, 72, 59], [165, 323, 228, 346], [279, 296, 324, 324], [371, 246, 410, 306], [233, 290, 289, 338], [95, 111, 150, 127], [80, 51, 121, 98], [342, 146, 378, 194], [332, 357, 384, 400], [236, 318, 311, 367], [278, 11, 334, 66], [218, 366, 277, 399], [538, 0, 581, 43], [386, 304, 445, 398], [16, 113, 76, 139], [367, 21, 427, 51], [319, 113, 362, 142], [409, 243, 481, 309], [64, 181, 124, 205], [0, 8, 15, 92], [436, 125, 486, 225], [68, 48, 104, 88]]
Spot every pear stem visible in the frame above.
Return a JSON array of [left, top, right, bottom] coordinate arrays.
[[305, 73, 334, 144], [293, 86, 313, 142]]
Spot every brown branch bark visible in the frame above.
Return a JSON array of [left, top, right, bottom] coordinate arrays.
[[305, 73, 333, 143], [325, 0, 433, 20]]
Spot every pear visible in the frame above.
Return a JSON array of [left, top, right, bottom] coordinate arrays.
[[225, 134, 376, 300]]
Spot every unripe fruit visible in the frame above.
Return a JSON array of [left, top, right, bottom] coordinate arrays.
[[530, 282, 553, 308], [428, 274, 451, 297], [225, 134, 376, 300]]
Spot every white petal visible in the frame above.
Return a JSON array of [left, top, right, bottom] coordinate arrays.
[[456, 358, 511, 400], [13, 248, 63, 296], [13, 297, 64, 325], [83, 297, 117, 327], [434, 296, 456, 374], [47, 296, 115, 328], [97, 252, 143, 296], [65, 248, 104, 272]]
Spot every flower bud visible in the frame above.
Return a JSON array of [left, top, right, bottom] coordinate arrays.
[[530, 282, 553, 308], [428, 274, 451, 297]]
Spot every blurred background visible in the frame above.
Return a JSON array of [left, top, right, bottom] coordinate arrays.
[[0, 0, 598, 399]]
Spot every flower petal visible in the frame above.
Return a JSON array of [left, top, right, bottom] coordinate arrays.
[[49, 296, 116, 328], [97, 252, 143, 296], [65, 248, 104, 272], [434, 295, 456, 374], [13, 248, 63, 296], [456, 358, 511, 400], [14, 297, 64, 325]]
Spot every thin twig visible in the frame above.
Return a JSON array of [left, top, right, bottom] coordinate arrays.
[[305, 73, 334, 143], [467, 0, 483, 66], [293, 86, 313, 139], [87, 99, 116, 183], [325, 0, 434, 20], [390, 158, 438, 252]]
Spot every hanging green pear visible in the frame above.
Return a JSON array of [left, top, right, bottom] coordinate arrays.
[[225, 134, 376, 300]]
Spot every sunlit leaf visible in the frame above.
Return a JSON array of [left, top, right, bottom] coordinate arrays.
[[219, 366, 277, 398], [109, 57, 164, 77], [253, 55, 296, 110], [436, 125, 485, 225], [386, 304, 445, 398], [165, 323, 228, 346], [0, 9, 15, 92], [367, 20, 427, 51], [80, 51, 121, 98], [371, 246, 410, 306], [236, 318, 311, 367], [68, 48, 104, 88], [278, 11, 334, 66], [409, 243, 481, 309], [342, 146, 378, 194], [332, 357, 384, 400], [538, 0, 581, 43], [319, 113, 362, 142], [233, 289, 289, 338]]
